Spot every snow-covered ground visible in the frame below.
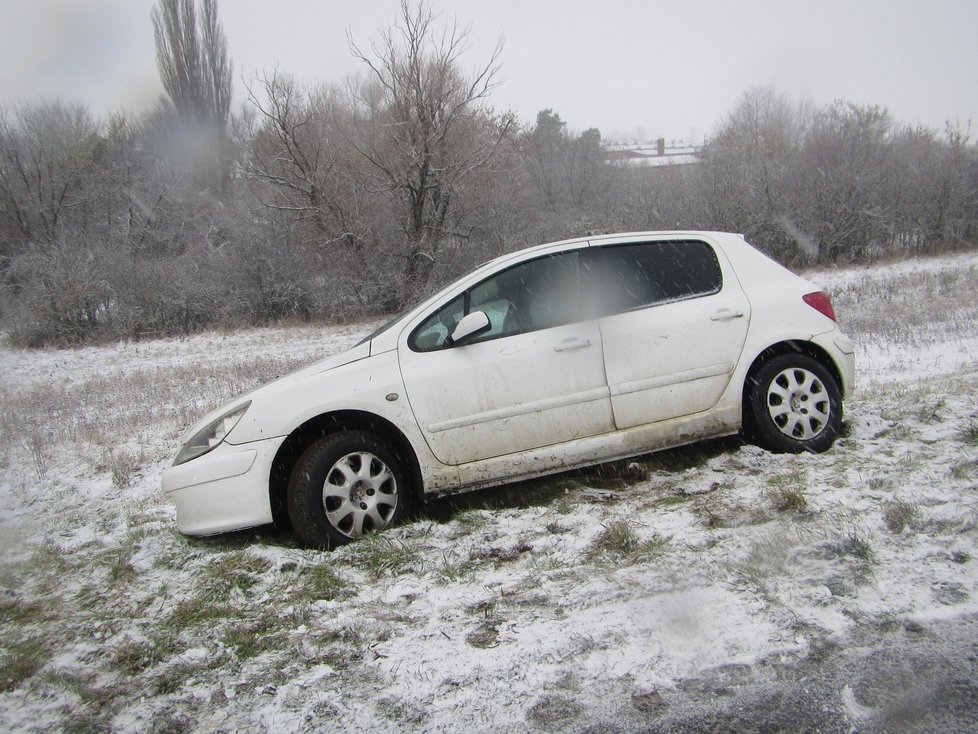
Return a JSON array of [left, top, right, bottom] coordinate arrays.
[[0, 252, 976, 732]]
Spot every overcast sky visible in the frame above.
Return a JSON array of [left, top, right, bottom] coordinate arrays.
[[1, 0, 976, 142]]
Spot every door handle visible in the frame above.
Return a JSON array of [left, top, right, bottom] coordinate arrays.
[[710, 308, 745, 321], [554, 338, 592, 352]]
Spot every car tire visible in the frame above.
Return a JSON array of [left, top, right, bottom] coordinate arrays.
[[746, 354, 842, 454], [287, 431, 409, 548]]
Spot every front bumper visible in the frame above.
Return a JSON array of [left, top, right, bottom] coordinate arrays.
[[161, 435, 285, 535]]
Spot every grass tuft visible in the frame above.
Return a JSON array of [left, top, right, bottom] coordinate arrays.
[[201, 551, 272, 596], [960, 418, 978, 445], [294, 564, 348, 602], [45, 669, 109, 712], [346, 535, 421, 579], [0, 596, 49, 626], [882, 499, 918, 534], [766, 469, 809, 514], [110, 635, 178, 676], [769, 486, 808, 514], [916, 398, 946, 424], [0, 638, 48, 692], [24, 430, 48, 479], [167, 594, 232, 629], [739, 532, 796, 587], [951, 459, 977, 480], [701, 506, 727, 529], [466, 620, 501, 649], [589, 519, 667, 562], [98, 545, 138, 585], [527, 693, 585, 728], [591, 520, 641, 556], [832, 529, 875, 564], [222, 615, 285, 660], [435, 553, 474, 582]]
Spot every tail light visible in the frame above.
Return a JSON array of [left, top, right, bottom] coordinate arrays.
[[803, 291, 837, 322]]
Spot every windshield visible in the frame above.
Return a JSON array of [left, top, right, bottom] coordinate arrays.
[[356, 305, 417, 346], [355, 254, 510, 347]]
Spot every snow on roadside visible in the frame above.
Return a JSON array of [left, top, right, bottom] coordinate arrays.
[[0, 253, 976, 732], [0, 321, 374, 392], [807, 251, 978, 386]]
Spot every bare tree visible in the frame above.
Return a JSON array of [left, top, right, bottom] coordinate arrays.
[[243, 73, 349, 236], [347, 0, 512, 296], [151, 0, 232, 191], [930, 123, 976, 249], [522, 109, 568, 210], [565, 127, 609, 208], [701, 87, 814, 262], [803, 101, 894, 260], [0, 101, 100, 245], [152, 0, 231, 126], [241, 72, 398, 314]]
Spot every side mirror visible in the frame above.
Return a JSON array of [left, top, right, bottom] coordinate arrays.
[[449, 311, 491, 345]]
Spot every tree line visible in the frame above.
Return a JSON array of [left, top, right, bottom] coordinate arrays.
[[1, 0, 975, 347]]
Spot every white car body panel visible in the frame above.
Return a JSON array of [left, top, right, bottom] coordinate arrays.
[[162, 231, 856, 536], [399, 319, 614, 465], [228, 349, 407, 444], [455, 402, 742, 490], [599, 290, 750, 428]]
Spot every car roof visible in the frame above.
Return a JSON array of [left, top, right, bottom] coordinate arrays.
[[478, 230, 738, 270]]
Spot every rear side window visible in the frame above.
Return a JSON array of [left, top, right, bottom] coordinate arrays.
[[592, 240, 722, 314]]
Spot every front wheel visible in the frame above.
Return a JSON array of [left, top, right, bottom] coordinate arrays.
[[287, 432, 409, 548], [746, 354, 842, 454]]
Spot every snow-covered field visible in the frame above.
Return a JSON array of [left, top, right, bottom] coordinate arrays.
[[1, 252, 977, 732]]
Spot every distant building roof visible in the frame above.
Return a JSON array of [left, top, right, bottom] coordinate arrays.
[[604, 139, 701, 167]]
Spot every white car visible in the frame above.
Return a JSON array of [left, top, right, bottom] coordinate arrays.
[[163, 232, 855, 548]]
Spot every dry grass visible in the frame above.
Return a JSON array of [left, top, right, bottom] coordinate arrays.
[[0, 255, 977, 731], [827, 264, 978, 346]]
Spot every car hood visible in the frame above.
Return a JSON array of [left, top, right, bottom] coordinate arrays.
[[237, 338, 375, 403], [268, 340, 374, 386], [178, 341, 374, 445]]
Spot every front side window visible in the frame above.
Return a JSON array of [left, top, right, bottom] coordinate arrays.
[[411, 294, 465, 351], [591, 240, 722, 315], [409, 251, 581, 351]]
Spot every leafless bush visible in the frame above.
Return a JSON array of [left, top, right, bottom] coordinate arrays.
[[1, 9, 976, 347], [102, 449, 143, 489], [24, 431, 47, 479]]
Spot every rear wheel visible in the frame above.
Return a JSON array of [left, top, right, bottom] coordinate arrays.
[[746, 354, 842, 453], [287, 431, 409, 548]]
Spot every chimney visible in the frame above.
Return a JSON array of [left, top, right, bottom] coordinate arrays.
[[657, 137, 665, 156]]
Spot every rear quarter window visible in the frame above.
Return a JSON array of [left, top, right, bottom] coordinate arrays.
[[593, 240, 722, 313]]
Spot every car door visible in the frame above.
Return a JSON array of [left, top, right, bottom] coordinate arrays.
[[398, 249, 615, 466], [592, 238, 751, 429]]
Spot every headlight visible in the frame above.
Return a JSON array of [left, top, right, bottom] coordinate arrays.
[[173, 401, 252, 466]]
